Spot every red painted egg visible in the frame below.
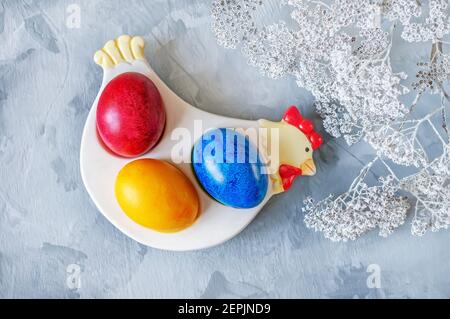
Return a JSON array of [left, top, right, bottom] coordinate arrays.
[[96, 72, 165, 158]]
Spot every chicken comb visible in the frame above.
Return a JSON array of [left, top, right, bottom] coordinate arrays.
[[283, 106, 323, 150]]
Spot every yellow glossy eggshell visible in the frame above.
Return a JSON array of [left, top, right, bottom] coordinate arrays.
[[115, 159, 200, 233]]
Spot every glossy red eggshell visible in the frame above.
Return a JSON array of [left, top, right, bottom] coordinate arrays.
[[96, 72, 166, 158]]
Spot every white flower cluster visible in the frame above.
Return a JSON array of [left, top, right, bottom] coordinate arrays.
[[304, 174, 409, 242], [330, 51, 407, 129], [315, 100, 362, 145], [211, 0, 261, 49], [401, 0, 450, 42], [242, 22, 297, 79], [413, 52, 450, 94], [382, 0, 421, 25], [355, 28, 390, 59], [212, 0, 412, 144], [365, 119, 429, 167], [402, 146, 450, 236], [212, 0, 450, 240]]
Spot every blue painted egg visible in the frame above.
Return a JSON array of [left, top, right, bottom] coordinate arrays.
[[192, 128, 268, 209]]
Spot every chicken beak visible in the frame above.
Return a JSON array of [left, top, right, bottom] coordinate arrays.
[[300, 159, 316, 176]]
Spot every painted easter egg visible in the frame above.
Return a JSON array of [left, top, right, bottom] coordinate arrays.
[[192, 128, 268, 209], [97, 72, 165, 158], [115, 159, 199, 233]]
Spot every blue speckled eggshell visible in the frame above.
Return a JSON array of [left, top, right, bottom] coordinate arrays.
[[192, 128, 268, 209]]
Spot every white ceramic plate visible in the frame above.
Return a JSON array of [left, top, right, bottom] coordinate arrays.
[[80, 58, 275, 251]]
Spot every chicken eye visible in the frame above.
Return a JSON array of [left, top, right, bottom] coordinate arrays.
[[305, 147, 310, 153]]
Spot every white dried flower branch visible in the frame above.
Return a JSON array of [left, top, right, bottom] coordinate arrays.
[[212, 0, 450, 240], [401, 0, 450, 42], [402, 144, 450, 236], [304, 108, 450, 241], [364, 107, 448, 167], [303, 157, 409, 242]]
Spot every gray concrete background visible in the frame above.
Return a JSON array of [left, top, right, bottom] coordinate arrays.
[[0, 0, 449, 298]]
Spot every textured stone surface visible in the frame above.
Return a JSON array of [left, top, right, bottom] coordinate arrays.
[[0, 0, 449, 298]]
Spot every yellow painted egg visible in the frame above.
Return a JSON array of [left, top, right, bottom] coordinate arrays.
[[115, 159, 200, 233]]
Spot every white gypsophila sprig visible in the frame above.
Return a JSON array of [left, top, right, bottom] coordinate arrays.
[[364, 119, 432, 168], [211, 0, 262, 49], [401, 145, 450, 236], [381, 0, 422, 25], [212, 0, 450, 240], [212, 0, 409, 144], [242, 22, 297, 79], [401, 0, 450, 42], [355, 28, 390, 58], [303, 159, 409, 242], [329, 49, 408, 127], [314, 100, 364, 145], [414, 51, 450, 94]]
